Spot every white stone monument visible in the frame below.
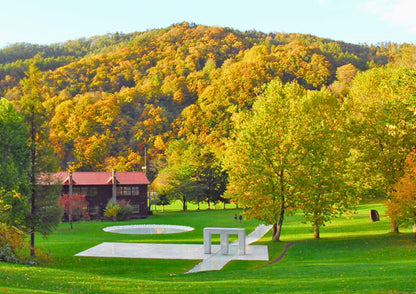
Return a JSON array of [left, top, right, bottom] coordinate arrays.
[[203, 227, 246, 255]]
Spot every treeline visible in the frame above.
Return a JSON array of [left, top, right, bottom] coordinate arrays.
[[0, 31, 153, 96], [1, 22, 415, 210], [0, 31, 147, 64]]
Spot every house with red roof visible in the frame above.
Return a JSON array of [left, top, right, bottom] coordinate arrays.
[[49, 170, 150, 219]]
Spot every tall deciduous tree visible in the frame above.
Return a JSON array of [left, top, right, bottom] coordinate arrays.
[[0, 98, 30, 264], [0, 98, 30, 226], [293, 90, 359, 238], [225, 81, 360, 240], [224, 81, 304, 241], [347, 66, 416, 232], [17, 56, 62, 257]]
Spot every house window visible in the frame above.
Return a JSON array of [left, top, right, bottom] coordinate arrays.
[[117, 186, 132, 196], [132, 204, 140, 214], [123, 187, 132, 196], [73, 187, 89, 196], [132, 186, 139, 195]]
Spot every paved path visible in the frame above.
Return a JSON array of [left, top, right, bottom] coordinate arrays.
[[186, 224, 272, 274]]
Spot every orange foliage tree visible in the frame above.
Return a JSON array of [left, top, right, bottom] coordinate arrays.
[[386, 153, 416, 235], [59, 193, 88, 229]]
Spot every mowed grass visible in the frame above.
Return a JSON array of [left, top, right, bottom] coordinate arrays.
[[1, 202, 415, 293], [150, 199, 239, 212]]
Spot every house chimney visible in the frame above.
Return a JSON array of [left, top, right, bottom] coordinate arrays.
[[69, 171, 73, 197], [112, 169, 117, 202]]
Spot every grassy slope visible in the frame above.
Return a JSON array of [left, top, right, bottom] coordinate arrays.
[[1, 203, 415, 293]]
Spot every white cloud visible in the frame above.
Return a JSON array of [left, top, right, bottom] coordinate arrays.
[[362, 0, 416, 32]]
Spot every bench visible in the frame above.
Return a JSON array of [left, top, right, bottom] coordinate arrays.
[[204, 227, 246, 255]]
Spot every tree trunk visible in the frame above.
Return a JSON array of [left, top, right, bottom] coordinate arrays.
[[272, 202, 286, 241], [272, 223, 279, 241], [30, 230, 35, 257], [29, 112, 36, 258], [272, 168, 286, 242], [391, 221, 399, 233], [182, 195, 187, 211], [70, 214, 73, 230], [30, 181, 36, 258], [272, 217, 284, 241], [314, 222, 320, 239]]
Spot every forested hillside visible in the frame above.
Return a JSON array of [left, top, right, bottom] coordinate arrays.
[[0, 22, 413, 184]]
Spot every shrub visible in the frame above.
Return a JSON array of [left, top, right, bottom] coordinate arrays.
[[59, 193, 88, 228], [104, 199, 120, 219], [117, 200, 133, 221], [0, 222, 26, 263]]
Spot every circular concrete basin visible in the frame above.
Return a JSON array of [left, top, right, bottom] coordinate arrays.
[[103, 224, 194, 235]]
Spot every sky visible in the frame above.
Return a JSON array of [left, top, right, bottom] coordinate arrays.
[[0, 0, 415, 48]]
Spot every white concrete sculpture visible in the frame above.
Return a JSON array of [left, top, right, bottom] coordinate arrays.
[[203, 227, 246, 255]]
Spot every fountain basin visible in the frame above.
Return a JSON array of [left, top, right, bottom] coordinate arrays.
[[103, 224, 194, 235]]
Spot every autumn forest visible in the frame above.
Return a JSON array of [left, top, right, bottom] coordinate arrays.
[[0, 23, 397, 173]]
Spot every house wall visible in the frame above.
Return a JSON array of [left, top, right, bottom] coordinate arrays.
[[62, 184, 148, 219], [116, 185, 148, 217]]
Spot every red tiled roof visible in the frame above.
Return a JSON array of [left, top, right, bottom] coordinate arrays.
[[47, 171, 149, 186]]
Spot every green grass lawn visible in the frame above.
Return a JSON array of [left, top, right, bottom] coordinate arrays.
[[1, 202, 415, 293], [150, 199, 239, 212]]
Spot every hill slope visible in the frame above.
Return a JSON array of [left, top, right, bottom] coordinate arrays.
[[0, 22, 395, 178]]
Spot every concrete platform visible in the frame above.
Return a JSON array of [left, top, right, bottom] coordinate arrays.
[[75, 242, 268, 261], [75, 224, 272, 273], [76, 243, 209, 260]]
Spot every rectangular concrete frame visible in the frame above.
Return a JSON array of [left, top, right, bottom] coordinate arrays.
[[204, 227, 246, 255]]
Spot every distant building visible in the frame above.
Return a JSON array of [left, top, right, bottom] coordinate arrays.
[[48, 171, 150, 219]]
